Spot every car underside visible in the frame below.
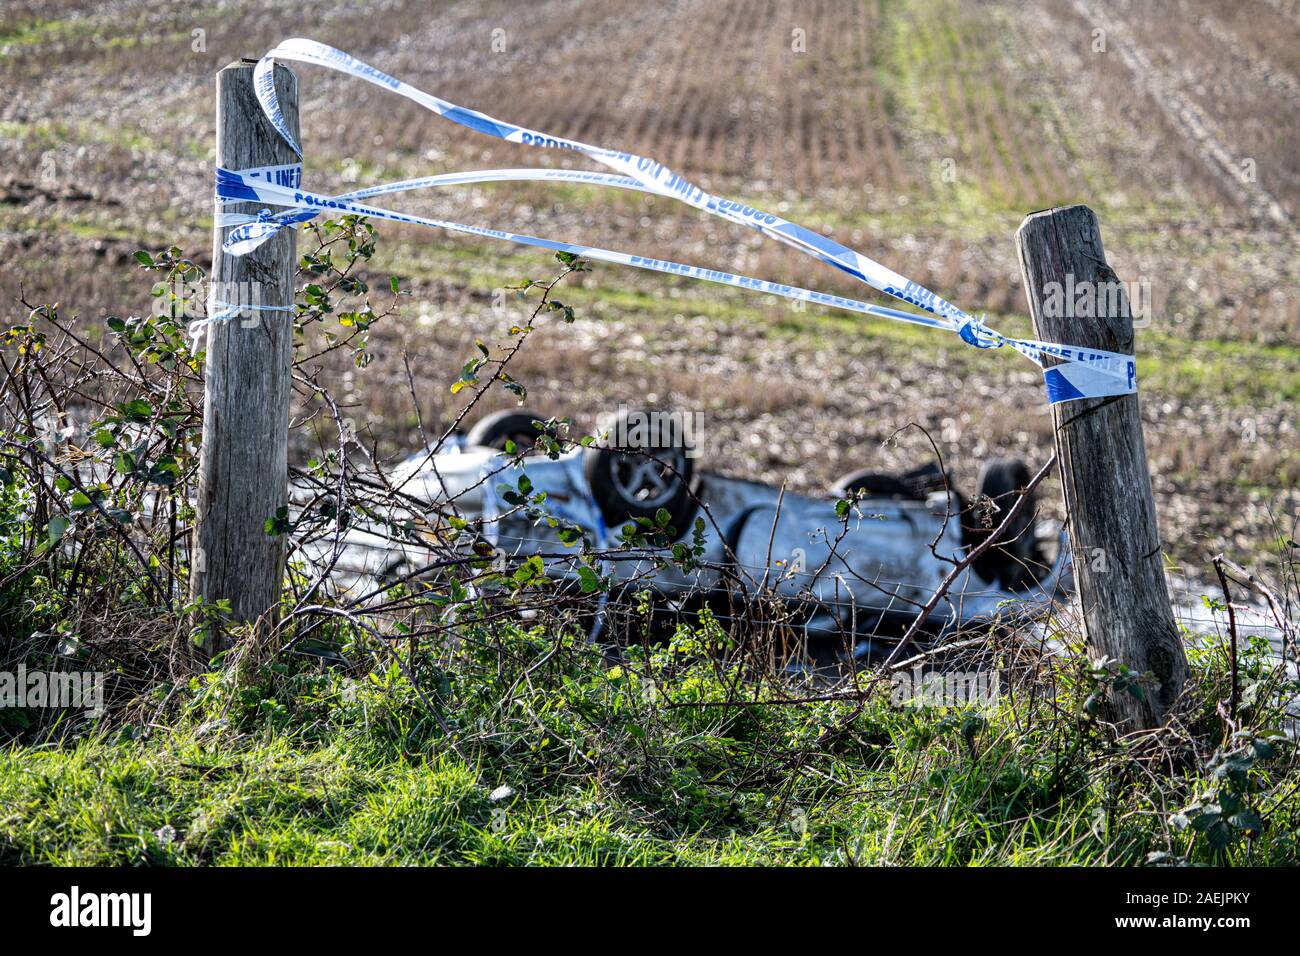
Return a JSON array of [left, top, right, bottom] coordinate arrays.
[[364, 408, 1073, 660]]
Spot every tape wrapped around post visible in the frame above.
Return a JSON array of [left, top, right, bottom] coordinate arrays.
[[212, 37, 1138, 406]]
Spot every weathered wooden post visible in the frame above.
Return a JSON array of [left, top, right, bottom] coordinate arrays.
[[191, 60, 298, 651], [1015, 205, 1187, 729]]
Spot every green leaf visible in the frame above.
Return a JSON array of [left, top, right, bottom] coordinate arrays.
[[148, 456, 180, 487], [1229, 810, 1263, 834], [106, 507, 134, 525], [133, 250, 154, 267], [1205, 820, 1234, 851], [1190, 807, 1221, 831], [264, 506, 292, 537], [576, 565, 604, 593], [117, 398, 153, 422], [47, 514, 70, 546], [513, 554, 545, 587]]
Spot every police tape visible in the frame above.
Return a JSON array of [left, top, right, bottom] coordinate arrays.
[[213, 37, 1137, 406]]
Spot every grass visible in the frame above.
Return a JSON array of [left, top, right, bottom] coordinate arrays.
[[0, 16, 102, 51], [0, 0, 1293, 872], [2, 608, 1297, 867], [2, 730, 802, 866], [0, 118, 161, 155], [0, 220, 1296, 870], [0, 9, 216, 55]]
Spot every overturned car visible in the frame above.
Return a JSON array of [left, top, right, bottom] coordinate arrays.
[[362, 407, 1072, 658]]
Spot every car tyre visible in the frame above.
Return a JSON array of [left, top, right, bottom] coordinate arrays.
[[583, 408, 699, 534], [466, 409, 553, 452], [831, 462, 947, 500], [830, 469, 911, 499], [966, 458, 1042, 588]]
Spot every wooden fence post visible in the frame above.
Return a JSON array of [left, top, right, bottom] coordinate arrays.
[[1015, 204, 1187, 729], [191, 60, 298, 651]]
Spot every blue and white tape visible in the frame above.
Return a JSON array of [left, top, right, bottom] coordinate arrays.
[[213, 37, 1137, 406]]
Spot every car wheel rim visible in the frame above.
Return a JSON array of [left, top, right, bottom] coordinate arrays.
[[610, 449, 682, 507]]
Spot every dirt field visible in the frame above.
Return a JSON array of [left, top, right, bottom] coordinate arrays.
[[1, 0, 1297, 579]]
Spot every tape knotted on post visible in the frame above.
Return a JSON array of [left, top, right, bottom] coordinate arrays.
[[212, 38, 1138, 406]]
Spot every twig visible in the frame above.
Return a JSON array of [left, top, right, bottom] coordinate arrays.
[[880, 453, 1057, 670], [1212, 554, 1240, 724]]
